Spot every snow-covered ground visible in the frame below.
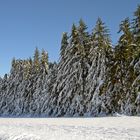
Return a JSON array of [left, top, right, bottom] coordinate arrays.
[[0, 117, 140, 140]]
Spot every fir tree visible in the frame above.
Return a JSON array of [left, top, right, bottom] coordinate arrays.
[[131, 5, 140, 59], [78, 19, 90, 57], [41, 49, 49, 74], [85, 18, 112, 116], [114, 18, 134, 88], [60, 32, 68, 60], [133, 5, 140, 42], [78, 19, 87, 34], [117, 18, 134, 61], [108, 18, 134, 113], [11, 57, 16, 68], [71, 24, 79, 44], [33, 47, 40, 72], [92, 18, 111, 51], [29, 57, 33, 68]]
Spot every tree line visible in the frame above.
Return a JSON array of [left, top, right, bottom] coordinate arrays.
[[0, 5, 140, 117]]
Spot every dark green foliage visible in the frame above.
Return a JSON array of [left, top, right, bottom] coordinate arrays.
[[78, 19, 87, 33], [132, 5, 140, 59], [33, 47, 40, 72], [1, 5, 140, 117], [78, 19, 91, 57], [71, 24, 79, 45], [92, 18, 111, 49], [133, 5, 140, 41], [11, 57, 16, 68], [60, 32, 68, 59], [117, 18, 134, 61]]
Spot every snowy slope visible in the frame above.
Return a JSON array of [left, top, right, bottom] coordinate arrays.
[[0, 117, 140, 140]]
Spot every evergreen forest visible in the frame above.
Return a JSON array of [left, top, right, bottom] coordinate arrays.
[[0, 6, 140, 117]]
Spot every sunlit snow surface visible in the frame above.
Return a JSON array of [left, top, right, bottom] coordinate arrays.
[[0, 117, 140, 140]]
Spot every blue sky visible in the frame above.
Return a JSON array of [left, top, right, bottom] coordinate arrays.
[[0, 0, 139, 77]]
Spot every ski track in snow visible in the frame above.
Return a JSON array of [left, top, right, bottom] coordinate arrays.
[[0, 117, 140, 140]]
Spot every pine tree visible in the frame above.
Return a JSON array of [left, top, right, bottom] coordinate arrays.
[[133, 5, 140, 42], [48, 22, 90, 116], [23, 58, 33, 79], [33, 47, 40, 72], [109, 18, 134, 114], [29, 57, 33, 65], [78, 19, 87, 34], [117, 18, 134, 61], [92, 18, 111, 51], [41, 62, 58, 116], [60, 32, 68, 60], [11, 57, 16, 68], [71, 24, 79, 44], [131, 5, 140, 60], [78, 19, 90, 57], [41, 49, 49, 74], [77, 19, 90, 105], [85, 18, 112, 116], [114, 18, 135, 88]]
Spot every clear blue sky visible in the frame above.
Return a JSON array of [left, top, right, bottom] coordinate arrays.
[[0, 0, 139, 77]]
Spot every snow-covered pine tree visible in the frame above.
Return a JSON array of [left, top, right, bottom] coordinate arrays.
[[47, 21, 90, 117], [33, 47, 40, 73], [85, 18, 113, 116], [0, 49, 51, 117], [133, 5, 140, 44], [108, 18, 135, 114], [130, 8, 140, 111], [41, 62, 58, 116], [60, 32, 69, 60], [41, 49, 49, 74], [1, 6, 140, 117]]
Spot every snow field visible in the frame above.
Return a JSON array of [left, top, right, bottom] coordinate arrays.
[[0, 117, 140, 140]]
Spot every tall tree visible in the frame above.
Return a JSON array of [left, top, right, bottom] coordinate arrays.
[[11, 57, 16, 68], [78, 19, 87, 34], [110, 18, 135, 114], [33, 47, 40, 72], [133, 5, 140, 42], [41, 49, 49, 74], [60, 32, 68, 60], [116, 18, 134, 61], [131, 5, 140, 60], [71, 24, 79, 44], [85, 18, 112, 116], [92, 18, 111, 51], [78, 19, 90, 57]]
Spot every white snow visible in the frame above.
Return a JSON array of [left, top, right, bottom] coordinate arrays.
[[0, 117, 140, 140]]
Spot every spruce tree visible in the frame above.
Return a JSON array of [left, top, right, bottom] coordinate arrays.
[[33, 47, 40, 72], [78, 19, 87, 34], [92, 18, 111, 51], [77, 19, 90, 103], [78, 19, 90, 57], [11, 57, 16, 68], [133, 5, 140, 42], [71, 24, 79, 44], [85, 18, 112, 116], [111, 18, 135, 114], [41, 49, 49, 74], [117, 18, 136, 90], [117, 18, 134, 61], [131, 5, 140, 60], [60, 32, 68, 60], [115, 18, 134, 83]]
